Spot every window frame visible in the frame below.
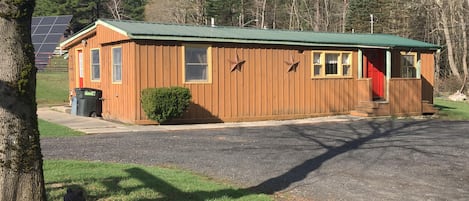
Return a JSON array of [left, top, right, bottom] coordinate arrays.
[[400, 51, 418, 78], [112, 46, 122, 84], [311, 51, 353, 78], [182, 44, 212, 84], [90, 48, 101, 82]]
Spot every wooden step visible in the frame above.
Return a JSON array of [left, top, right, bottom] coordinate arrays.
[[350, 110, 375, 117], [356, 101, 379, 109], [422, 102, 438, 114], [352, 101, 390, 117], [354, 106, 376, 113]]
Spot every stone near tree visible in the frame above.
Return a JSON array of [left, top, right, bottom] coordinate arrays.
[[448, 90, 467, 101]]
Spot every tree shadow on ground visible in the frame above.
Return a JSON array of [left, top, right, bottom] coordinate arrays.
[[47, 171, 257, 201], [48, 119, 464, 200]]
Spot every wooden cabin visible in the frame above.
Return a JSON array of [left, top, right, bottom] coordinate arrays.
[[60, 19, 440, 124]]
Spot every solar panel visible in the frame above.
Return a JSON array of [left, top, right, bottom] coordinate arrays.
[[34, 26, 51, 34], [31, 15, 72, 69], [50, 25, 68, 33], [55, 15, 73, 24], [44, 35, 62, 43], [41, 17, 56, 25], [31, 18, 40, 25]]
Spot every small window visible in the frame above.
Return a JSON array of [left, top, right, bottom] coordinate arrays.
[[184, 45, 211, 83], [313, 53, 322, 76], [401, 54, 416, 78], [342, 53, 351, 76], [112, 47, 122, 83], [312, 51, 352, 78], [91, 49, 100, 81], [325, 53, 339, 75]]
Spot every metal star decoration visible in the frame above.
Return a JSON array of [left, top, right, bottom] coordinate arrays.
[[229, 51, 246, 72], [285, 54, 300, 72]]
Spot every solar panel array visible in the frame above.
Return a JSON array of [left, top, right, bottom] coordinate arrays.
[[31, 15, 72, 69]]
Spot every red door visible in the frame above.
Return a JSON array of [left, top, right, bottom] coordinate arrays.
[[365, 50, 385, 99]]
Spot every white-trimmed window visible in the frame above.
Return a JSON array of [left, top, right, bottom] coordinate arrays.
[[112, 47, 122, 83], [183, 44, 211, 83], [91, 49, 100, 81], [400, 52, 417, 78], [312, 51, 352, 78]]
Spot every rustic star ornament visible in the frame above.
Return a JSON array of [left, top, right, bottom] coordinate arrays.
[[285, 54, 300, 72], [229, 51, 246, 72]]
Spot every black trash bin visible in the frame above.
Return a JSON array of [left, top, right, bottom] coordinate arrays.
[[75, 88, 102, 117]]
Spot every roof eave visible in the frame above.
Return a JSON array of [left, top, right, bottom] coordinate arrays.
[[390, 46, 441, 51], [60, 23, 97, 49], [60, 19, 131, 50], [128, 34, 393, 49]]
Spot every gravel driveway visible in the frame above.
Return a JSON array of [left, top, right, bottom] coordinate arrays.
[[41, 119, 469, 201]]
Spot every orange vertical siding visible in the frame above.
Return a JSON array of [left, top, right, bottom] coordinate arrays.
[[67, 25, 137, 123], [130, 42, 361, 124], [420, 52, 435, 103], [357, 79, 372, 102], [389, 79, 422, 115], [67, 26, 435, 124]]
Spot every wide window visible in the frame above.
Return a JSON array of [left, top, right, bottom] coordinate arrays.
[[312, 51, 352, 78], [184, 45, 211, 83], [400, 53, 416, 78], [112, 47, 122, 83], [91, 49, 100, 81]]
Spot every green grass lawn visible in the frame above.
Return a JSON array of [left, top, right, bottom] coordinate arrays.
[[38, 119, 83, 138], [44, 160, 271, 201], [39, 119, 271, 201], [434, 98, 469, 120], [37, 72, 69, 106]]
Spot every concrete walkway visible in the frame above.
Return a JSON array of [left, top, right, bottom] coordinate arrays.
[[37, 106, 363, 134]]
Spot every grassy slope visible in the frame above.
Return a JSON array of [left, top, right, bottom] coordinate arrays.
[[38, 119, 83, 138], [44, 160, 271, 201], [36, 72, 69, 105], [434, 98, 469, 120]]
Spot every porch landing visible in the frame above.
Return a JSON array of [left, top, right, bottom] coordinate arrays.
[[350, 101, 438, 117]]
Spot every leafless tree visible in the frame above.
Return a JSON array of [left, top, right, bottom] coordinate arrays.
[[106, 0, 125, 20]]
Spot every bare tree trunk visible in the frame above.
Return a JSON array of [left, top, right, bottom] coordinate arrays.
[[294, 0, 301, 30], [323, 0, 330, 31], [342, 0, 348, 32], [299, 0, 314, 30], [239, 0, 245, 26], [273, 0, 277, 29], [459, 9, 468, 92], [314, 0, 320, 31], [0, 0, 46, 200], [261, 0, 267, 28], [289, 0, 296, 29], [436, 0, 462, 81]]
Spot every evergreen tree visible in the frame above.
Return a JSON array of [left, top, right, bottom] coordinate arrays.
[[205, 0, 240, 26], [123, 0, 147, 21], [346, 0, 380, 33]]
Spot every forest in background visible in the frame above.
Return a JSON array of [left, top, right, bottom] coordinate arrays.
[[34, 0, 469, 94]]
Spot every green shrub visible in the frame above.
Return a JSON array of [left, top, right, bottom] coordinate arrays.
[[141, 87, 191, 123]]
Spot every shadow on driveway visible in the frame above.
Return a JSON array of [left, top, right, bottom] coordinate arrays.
[[42, 119, 469, 200]]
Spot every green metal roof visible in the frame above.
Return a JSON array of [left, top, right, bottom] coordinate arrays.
[[62, 19, 440, 50]]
